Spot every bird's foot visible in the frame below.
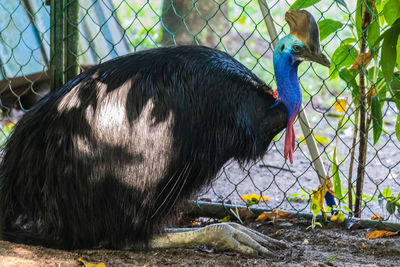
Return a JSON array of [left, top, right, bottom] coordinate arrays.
[[149, 222, 287, 257]]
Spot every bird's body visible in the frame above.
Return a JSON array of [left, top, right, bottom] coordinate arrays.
[[0, 10, 330, 254], [0, 45, 288, 249]]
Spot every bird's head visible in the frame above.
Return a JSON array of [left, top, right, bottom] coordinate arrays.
[[273, 10, 330, 68], [272, 10, 330, 164]]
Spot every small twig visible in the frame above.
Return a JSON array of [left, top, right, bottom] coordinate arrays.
[[259, 164, 295, 173]]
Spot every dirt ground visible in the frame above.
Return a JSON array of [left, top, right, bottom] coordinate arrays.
[[1, 219, 400, 267]]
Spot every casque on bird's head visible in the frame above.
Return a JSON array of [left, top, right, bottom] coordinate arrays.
[[272, 9, 330, 164]]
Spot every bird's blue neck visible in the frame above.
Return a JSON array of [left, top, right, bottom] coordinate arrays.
[[273, 53, 302, 121]]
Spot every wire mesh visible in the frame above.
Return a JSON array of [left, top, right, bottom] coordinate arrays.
[[0, 0, 400, 223]]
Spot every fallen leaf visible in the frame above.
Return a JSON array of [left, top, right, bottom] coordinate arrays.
[[334, 99, 347, 113], [77, 258, 107, 267], [192, 221, 199, 226], [371, 214, 384, 221], [255, 209, 294, 222], [365, 230, 397, 239], [351, 50, 372, 70]]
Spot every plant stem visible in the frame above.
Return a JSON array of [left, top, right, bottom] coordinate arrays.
[[347, 109, 359, 215], [354, 3, 369, 218]]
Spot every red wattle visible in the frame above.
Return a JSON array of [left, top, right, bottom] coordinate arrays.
[[284, 104, 298, 164]]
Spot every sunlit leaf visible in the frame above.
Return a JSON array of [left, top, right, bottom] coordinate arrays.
[[371, 95, 383, 144], [383, 0, 400, 25], [371, 214, 384, 220], [290, 0, 321, 10], [343, 206, 352, 213], [318, 19, 343, 41], [365, 230, 397, 239], [382, 188, 392, 198], [310, 196, 321, 215], [314, 135, 329, 145], [334, 99, 347, 113], [237, 14, 246, 24], [332, 143, 343, 201]]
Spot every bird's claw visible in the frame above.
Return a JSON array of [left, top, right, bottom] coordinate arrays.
[[199, 222, 287, 257]]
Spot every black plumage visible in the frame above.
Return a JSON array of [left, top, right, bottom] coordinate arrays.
[[0, 45, 288, 249]]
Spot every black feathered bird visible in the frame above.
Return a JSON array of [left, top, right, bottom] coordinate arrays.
[[0, 10, 329, 255]]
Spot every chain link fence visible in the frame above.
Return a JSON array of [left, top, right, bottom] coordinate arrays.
[[1, 0, 400, 224]]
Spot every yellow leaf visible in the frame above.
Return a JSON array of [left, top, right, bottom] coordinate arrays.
[[365, 230, 397, 239], [237, 14, 246, 24], [371, 214, 384, 221], [334, 99, 347, 113], [310, 174, 334, 219], [219, 216, 231, 222], [77, 258, 107, 267], [240, 194, 270, 201]]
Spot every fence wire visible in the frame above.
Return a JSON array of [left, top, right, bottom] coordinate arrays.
[[0, 0, 400, 224]]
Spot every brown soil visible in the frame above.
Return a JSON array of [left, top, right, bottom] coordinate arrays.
[[1, 220, 399, 267]]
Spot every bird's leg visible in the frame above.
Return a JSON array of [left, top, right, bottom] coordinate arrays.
[[148, 222, 288, 257]]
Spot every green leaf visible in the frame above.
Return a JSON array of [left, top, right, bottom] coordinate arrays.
[[329, 44, 358, 79], [397, 37, 400, 69], [318, 19, 343, 41], [343, 206, 352, 213], [367, 19, 380, 48], [381, 26, 400, 90], [355, 0, 362, 40], [371, 95, 383, 144], [373, 19, 400, 48], [332, 143, 343, 201], [290, 0, 321, 10], [387, 201, 396, 214], [392, 73, 400, 103], [383, 188, 392, 198], [383, 0, 400, 25], [334, 0, 347, 8], [342, 37, 357, 44], [396, 113, 400, 143]]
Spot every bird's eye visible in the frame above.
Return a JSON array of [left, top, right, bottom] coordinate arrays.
[[280, 44, 285, 51], [292, 45, 301, 52]]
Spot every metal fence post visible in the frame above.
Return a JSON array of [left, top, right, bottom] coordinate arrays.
[[50, 0, 65, 91], [64, 0, 79, 82]]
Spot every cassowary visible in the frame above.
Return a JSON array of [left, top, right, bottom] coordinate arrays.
[[0, 10, 329, 255]]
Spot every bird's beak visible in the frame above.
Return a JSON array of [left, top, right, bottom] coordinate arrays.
[[298, 48, 331, 68]]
